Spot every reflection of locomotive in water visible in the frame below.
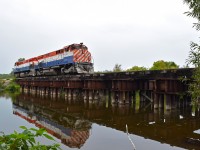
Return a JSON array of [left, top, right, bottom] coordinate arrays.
[[12, 97, 92, 148], [13, 43, 94, 77]]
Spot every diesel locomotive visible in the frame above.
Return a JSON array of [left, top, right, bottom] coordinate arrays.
[[13, 43, 94, 77]]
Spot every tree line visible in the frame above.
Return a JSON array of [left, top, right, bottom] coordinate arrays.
[[0, 73, 13, 79], [103, 60, 180, 73]]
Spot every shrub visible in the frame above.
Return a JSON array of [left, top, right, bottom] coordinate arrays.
[[0, 126, 61, 150]]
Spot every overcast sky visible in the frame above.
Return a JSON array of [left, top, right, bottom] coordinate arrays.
[[0, 0, 199, 73]]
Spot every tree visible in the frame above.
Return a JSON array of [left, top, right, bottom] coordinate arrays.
[[184, 0, 200, 67], [186, 42, 200, 67], [126, 66, 147, 72], [150, 60, 179, 70], [188, 67, 200, 105], [183, 0, 200, 31], [184, 0, 200, 105], [0, 74, 13, 79], [113, 64, 123, 72]]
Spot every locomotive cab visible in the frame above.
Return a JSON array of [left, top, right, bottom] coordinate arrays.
[[62, 43, 94, 74]]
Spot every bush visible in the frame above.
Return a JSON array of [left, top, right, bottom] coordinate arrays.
[[5, 83, 20, 93], [0, 126, 61, 150], [0, 80, 5, 90]]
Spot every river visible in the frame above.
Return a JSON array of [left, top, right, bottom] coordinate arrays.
[[0, 93, 200, 150]]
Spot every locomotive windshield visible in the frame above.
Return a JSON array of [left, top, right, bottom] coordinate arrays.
[[70, 44, 88, 51], [64, 43, 88, 52]]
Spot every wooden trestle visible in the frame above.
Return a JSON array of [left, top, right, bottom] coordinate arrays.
[[16, 68, 194, 110]]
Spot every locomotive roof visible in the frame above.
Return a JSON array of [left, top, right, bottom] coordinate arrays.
[[14, 43, 88, 66]]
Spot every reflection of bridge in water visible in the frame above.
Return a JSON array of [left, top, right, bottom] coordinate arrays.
[[12, 95, 91, 149], [13, 94, 200, 150]]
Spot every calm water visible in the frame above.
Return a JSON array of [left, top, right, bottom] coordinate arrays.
[[0, 93, 200, 150]]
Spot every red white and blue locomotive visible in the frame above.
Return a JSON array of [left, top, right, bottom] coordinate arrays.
[[13, 43, 94, 77]]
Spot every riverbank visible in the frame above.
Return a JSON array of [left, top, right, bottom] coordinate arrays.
[[0, 78, 20, 93]]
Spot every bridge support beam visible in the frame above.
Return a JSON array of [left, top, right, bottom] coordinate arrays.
[[73, 89, 79, 100], [68, 89, 72, 101], [31, 87, 36, 95], [94, 90, 99, 100], [159, 94, 164, 108], [84, 90, 88, 102], [52, 88, 57, 98], [89, 90, 93, 102], [46, 88, 50, 96], [99, 90, 104, 101], [125, 91, 131, 104], [166, 94, 172, 110], [119, 91, 125, 104], [41, 88, 45, 96], [154, 93, 159, 109], [111, 91, 117, 104]]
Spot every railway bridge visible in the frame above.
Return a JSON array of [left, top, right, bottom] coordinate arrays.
[[16, 68, 194, 110]]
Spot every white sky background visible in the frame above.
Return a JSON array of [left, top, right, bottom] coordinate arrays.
[[0, 0, 199, 73]]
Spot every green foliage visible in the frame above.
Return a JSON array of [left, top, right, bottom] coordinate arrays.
[[0, 72, 19, 93], [0, 74, 13, 80], [186, 41, 200, 67], [150, 60, 179, 70], [184, 0, 200, 105], [0, 80, 5, 91], [188, 67, 200, 105], [186, 44, 200, 105], [0, 78, 20, 93], [183, 0, 200, 30], [0, 126, 61, 150], [126, 66, 147, 72], [113, 64, 123, 72], [5, 82, 20, 93]]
